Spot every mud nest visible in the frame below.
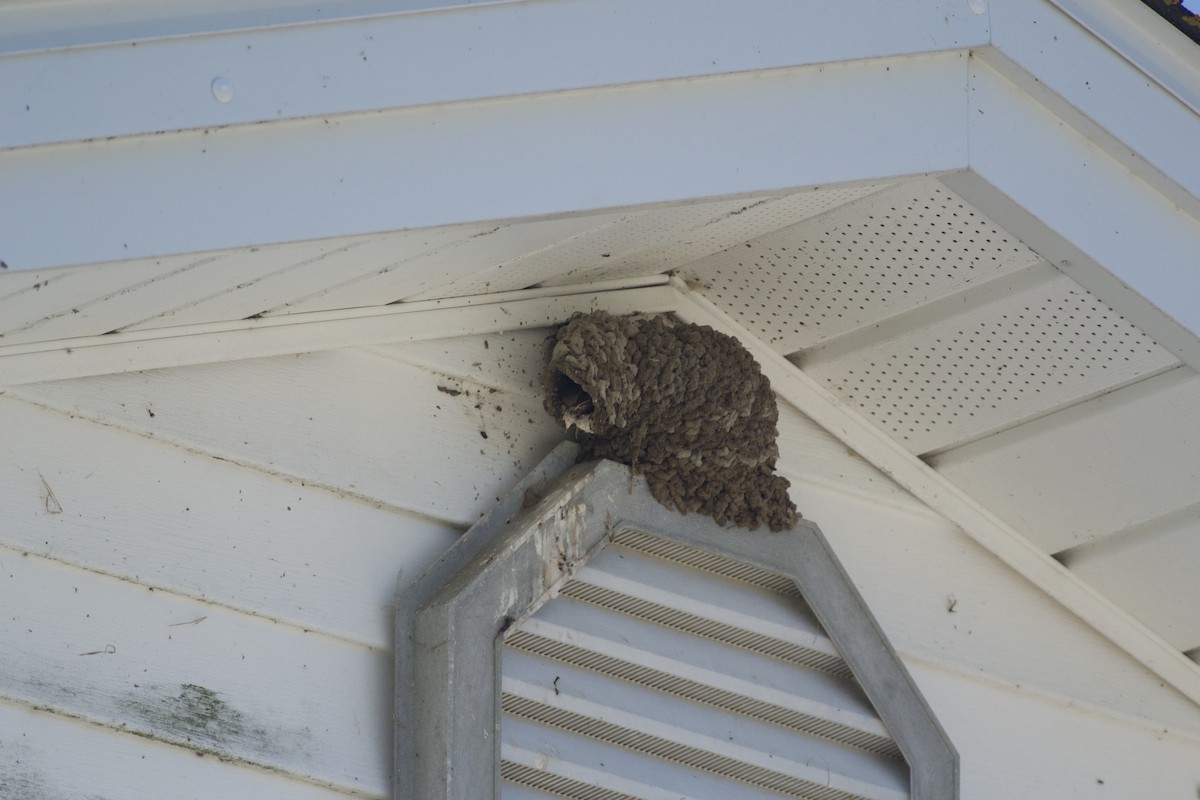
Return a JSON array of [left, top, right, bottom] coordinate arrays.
[[543, 311, 798, 532]]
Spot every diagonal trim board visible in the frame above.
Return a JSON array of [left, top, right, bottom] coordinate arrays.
[[0, 277, 676, 388], [665, 279, 1200, 710], [3, 278, 1199, 709]]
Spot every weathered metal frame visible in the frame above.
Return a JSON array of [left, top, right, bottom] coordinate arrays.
[[394, 442, 958, 799]]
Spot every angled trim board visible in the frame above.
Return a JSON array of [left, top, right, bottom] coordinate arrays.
[[395, 443, 958, 800]]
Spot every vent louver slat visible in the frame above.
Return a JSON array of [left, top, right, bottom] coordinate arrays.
[[560, 579, 850, 678], [610, 529, 802, 595], [504, 623, 898, 758], [503, 699, 877, 800], [561, 542, 850, 679], [501, 761, 642, 800]]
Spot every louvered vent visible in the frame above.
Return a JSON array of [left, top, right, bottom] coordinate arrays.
[[499, 529, 910, 800]]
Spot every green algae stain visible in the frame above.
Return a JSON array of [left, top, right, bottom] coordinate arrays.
[[125, 682, 268, 752], [169, 683, 247, 741]]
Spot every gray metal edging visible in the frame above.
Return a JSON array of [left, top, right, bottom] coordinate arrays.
[[393, 441, 582, 800]]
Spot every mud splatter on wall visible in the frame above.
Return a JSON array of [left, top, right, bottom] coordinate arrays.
[[543, 311, 797, 531]]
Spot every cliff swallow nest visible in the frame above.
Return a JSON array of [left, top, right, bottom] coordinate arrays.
[[543, 311, 797, 532]]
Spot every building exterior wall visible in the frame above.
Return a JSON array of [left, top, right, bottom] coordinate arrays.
[[3, 332, 1200, 797]]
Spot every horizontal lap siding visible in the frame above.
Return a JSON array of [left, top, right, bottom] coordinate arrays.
[[908, 662, 1200, 800], [929, 367, 1200, 553], [10, 346, 565, 527], [0, 546, 390, 795], [0, 340, 570, 796], [0, 698, 354, 800], [1, 348, 531, 796], [0, 396, 457, 650], [794, 478, 1200, 739], [7, 334, 1200, 797]]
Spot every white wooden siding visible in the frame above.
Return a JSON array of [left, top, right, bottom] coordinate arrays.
[[5, 333, 1200, 796], [909, 660, 1200, 800], [0, 699, 352, 800], [780, 476, 1200, 740], [0, 395, 456, 650], [9, 347, 566, 527], [0, 548, 390, 795]]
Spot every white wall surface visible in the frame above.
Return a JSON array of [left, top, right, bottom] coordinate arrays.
[[4, 331, 1200, 797]]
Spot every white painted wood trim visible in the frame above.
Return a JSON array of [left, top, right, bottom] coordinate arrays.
[[0, 0, 987, 148], [0, 52, 970, 272], [957, 57, 1200, 370], [1043, 0, 1200, 125], [0, 279, 674, 387], [982, 3, 1200, 224], [666, 279, 1200, 709]]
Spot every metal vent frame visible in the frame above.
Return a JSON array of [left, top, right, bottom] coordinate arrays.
[[394, 442, 958, 800]]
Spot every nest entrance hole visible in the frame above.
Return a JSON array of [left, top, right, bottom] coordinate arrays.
[[550, 371, 595, 423]]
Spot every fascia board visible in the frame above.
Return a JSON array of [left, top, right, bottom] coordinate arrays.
[[0, 52, 970, 273], [1042, 0, 1200, 119], [959, 57, 1200, 371], [987, 0, 1200, 221], [0, 0, 989, 150]]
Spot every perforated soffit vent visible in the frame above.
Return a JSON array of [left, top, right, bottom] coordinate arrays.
[[395, 443, 957, 800], [685, 178, 1178, 455], [683, 180, 1044, 354]]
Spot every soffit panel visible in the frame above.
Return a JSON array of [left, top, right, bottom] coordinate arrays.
[[802, 267, 1178, 455], [1063, 507, 1200, 652], [929, 368, 1200, 554], [679, 179, 1042, 353], [0, 184, 897, 343]]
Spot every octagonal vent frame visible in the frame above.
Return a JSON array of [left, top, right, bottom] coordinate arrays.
[[395, 442, 958, 800]]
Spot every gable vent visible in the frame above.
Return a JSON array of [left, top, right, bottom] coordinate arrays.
[[397, 449, 955, 800], [500, 533, 909, 800]]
